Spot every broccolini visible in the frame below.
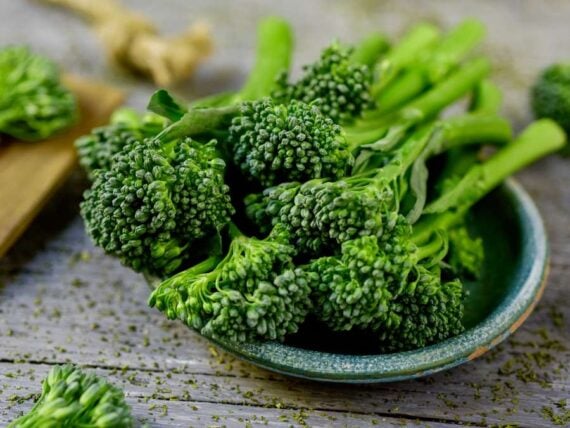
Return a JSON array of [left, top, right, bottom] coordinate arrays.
[[149, 223, 312, 343], [8, 364, 133, 428]]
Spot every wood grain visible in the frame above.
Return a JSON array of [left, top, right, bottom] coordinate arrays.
[[0, 76, 124, 258]]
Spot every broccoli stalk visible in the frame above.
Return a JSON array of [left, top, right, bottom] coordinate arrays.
[[371, 19, 486, 115], [8, 365, 133, 428], [370, 22, 441, 97], [244, 112, 511, 256], [148, 223, 312, 343], [436, 80, 504, 277], [420, 119, 567, 226], [166, 16, 294, 112], [352, 57, 491, 171], [0, 46, 77, 141]]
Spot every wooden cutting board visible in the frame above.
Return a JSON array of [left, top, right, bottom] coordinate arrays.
[[0, 75, 124, 258]]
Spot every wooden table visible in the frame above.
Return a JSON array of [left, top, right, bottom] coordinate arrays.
[[1, 1, 568, 427]]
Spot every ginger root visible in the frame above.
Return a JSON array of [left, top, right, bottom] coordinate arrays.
[[39, 0, 212, 86]]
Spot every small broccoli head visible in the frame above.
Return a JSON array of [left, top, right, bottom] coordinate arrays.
[[378, 265, 465, 352], [80, 137, 233, 276], [274, 42, 374, 123], [149, 225, 312, 343], [306, 236, 395, 331], [8, 364, 133, 428], [0, 46, 77, 141], [230, 98, 352, 187], [532, 63, 570, 141], [245, 174, 397, 256], [75, 108, 168, 179]]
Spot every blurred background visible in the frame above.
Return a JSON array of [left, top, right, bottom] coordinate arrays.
[[4, 0, 570, 129]]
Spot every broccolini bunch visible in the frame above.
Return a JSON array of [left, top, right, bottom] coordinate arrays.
[[8, 365, 133, 428], [0, 46, 77, 141], [78, 17, 568, 352]]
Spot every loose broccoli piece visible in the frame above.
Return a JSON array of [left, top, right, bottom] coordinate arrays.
[[0, 46, 77, 141], [245, 113, 511, 255], [8, 364, 133, 428], [273, 36, 386, 122], [80, 133, 234, 277], [149, 224, 312, 343], [75, 108, 168, 179], [532, 62, 570, 155]]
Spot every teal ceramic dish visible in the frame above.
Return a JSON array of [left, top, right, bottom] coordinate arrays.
[[149, 178, 548, 383]]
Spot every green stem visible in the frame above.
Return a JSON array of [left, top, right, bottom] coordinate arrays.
[[469, 80, 503, 114], [350, 32, 390, 67], [371, 23, 441, 95], [373, 69, 428, 115], [370, 19, 485, 114], [424, 19, 486, 83], [414, 119, 567, 240], [238, 17, 294, 101], [373, 123, 434, 181], [228, 222, 245, 240], [436, 113, 511, 152], [354, 57, 490, 133], [414, 230, 448, 261], [181, 255, 222, 276], [154, 105, 239, 142], [404, 57, 490, 121]]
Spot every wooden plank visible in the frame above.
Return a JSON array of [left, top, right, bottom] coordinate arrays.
[[0, 363, 465, 428], [0, 76, 124, 258]]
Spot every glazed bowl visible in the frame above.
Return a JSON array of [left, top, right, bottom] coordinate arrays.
[[149, 178, 548, 383]]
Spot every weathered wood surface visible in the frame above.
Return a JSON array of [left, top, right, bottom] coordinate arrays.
[[0, 1, 569, 427]]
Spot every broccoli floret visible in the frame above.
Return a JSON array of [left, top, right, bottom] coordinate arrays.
[[532, 62, 570, 154], [149, 224, 312, 343], [80, 136, 234, 277], [7, 364, 133, 428], [304, 216, 445, 334], [273, 42, 375, 123], [245, 113, 511, 256], [75, 108, 168, 179], [229, 98, 351, 186], [378, 266, 464, 352], [0, 46, 77, 141]]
